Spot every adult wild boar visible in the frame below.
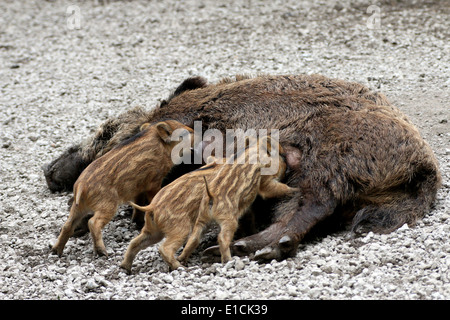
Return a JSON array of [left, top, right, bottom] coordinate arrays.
[[43, 74, 441, 261]]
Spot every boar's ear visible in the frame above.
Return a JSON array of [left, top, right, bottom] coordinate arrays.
[[160, 77, 208, 108], [156, 122, 173, 144]]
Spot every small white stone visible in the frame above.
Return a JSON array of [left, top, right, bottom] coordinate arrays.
[[162, 274, 174, 283], [86, 279, 98, 290], [235, 259, 245, 271]]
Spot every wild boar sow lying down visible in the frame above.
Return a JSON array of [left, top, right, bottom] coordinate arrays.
[[45, 74, 441, 262], [120, 136, 297, 272], [51, 120, 194, 257]]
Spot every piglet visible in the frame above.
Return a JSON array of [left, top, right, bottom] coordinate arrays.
[[51, 120, 194, 257]]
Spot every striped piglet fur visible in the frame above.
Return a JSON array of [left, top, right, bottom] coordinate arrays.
[[51, 120, 194, 257], [121, 136, 298, 272]]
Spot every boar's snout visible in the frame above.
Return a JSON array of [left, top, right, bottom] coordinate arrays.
[[42, 145, 88, 192]]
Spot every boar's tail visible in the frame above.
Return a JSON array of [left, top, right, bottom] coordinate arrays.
[[203, 176, 214, 200], [74, 184, 83, 206], [129, 201, 152, 213]]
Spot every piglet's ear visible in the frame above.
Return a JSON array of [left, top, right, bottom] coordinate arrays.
[[156, 122, 173, 144], [139, 122, 151, 131], [206, 156, 217, 164]]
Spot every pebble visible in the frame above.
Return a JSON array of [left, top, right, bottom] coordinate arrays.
[[161, 274, 174, 284], [215, 289, 229, 299], [85, 279, 98, 291], [235, 259, 245, 271], [286, 285, 298, 297]]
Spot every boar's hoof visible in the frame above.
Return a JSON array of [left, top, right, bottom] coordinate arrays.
[[202, 234, 299, 261], [202, 239, 251, 259], [254, 246, 280, 262], [202, 245, 221, 257], [253, 236, 298, 262], [278, 235, 300, 258], [278, 235, 293, 247], [232, 240, 249, 256]]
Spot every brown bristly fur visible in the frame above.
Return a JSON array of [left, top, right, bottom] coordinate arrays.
[[51, 120, 194, 257]]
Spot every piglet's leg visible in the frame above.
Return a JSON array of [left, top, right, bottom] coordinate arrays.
[[203, 181, 298, 259], [51, 204, 88, 256], [177, 221, 206, 263], [216, 217, 239, 263], [120, 230, 162, 273], [202, 193, 303, 258], [159, 236, 186, 271], [258, 180, 299, 199], [88, 206, 117, 257]]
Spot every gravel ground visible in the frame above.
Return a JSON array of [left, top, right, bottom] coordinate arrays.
[[0, 0, 449, 300]]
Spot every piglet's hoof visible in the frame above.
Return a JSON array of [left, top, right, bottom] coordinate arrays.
[[119, 263, 132, 275], [49, 244, 63, 258], [94, 247, 109, 257]]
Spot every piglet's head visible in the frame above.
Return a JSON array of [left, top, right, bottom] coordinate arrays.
[[154, 120, 195, 165]]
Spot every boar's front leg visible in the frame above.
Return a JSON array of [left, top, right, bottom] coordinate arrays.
[[252, 195, 337, 261], [203, 192, 337, 261]]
